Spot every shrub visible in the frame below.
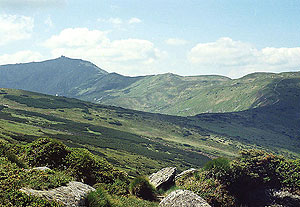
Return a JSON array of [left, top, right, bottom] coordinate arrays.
[[87, 187, 111, 207], [230, 150, 284, 189], [0, 141, 27, 168], [176, 170, 236, 207], [95, 179, 129, 196], [129, 176, 157, 201], [277, 158, 300, 191], [204, 157, 230, 179], [65, 148, 128, 186], [26, 138, 70, 169]]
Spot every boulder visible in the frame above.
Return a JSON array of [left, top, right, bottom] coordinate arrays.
[[20, 181, 95, 207], [24, 166, 52, 172], [149, 167, 176, 189], [269, 189, 300, 207], [159, 190, 211, 207], [175, 168, 197, 180]]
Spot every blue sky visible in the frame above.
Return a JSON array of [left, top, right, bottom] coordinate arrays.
[[0, 0, 300, 78]]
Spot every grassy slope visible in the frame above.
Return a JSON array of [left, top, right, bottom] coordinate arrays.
[[1, 57, 299, 118], [78, 72, 300, 117], [0, 83, 299, 172], [0, 56, 107, 97], [0, 89, 214, 177]]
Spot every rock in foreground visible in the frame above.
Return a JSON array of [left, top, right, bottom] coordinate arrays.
[[175, 168, 197, 180], [20, 181, 95, 207], [159, 190, 211, 207], [149, 167, 176, 189]]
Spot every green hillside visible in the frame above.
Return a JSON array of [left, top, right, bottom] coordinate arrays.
[[0, 88, 213, 177], [0, 86, 299, 171], [1, 57, 299, 117], [0, 56, 107, 97], [85, 72, 300, 116]]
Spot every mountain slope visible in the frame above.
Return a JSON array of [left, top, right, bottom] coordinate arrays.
[[0, 56, 108, 96], [0, 88, 214, 176], [88, 72, 300, 116], [0, 87, 299, 169], [1, 57, 299, 117]]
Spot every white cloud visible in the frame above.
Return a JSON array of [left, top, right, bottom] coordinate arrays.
[[43, 28, 109, 48], [44, 16, 53, 27], [0, 14, 34, 46], [128, 17, 142, 24], [188, 38, 300, 78], [0, 0, 66, 8], [166, 38, 188, 46], [98, 17, 142, 27], [43, 27, 165, 75], [0, 50, 43, 65], [108, 18, 122, 25]]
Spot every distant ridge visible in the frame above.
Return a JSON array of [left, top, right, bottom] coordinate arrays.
[[0, 57, 299, 117], [0, 56, 107, 96]]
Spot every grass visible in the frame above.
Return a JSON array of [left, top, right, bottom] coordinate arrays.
[[0, 89, 212, 177], [0, 79, 299, 180]]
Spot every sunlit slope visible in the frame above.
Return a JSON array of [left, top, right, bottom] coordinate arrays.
[[92, 72, 300, 116], [1, 85, 300, 172], [1, 57, 299, 117], [0, 56, 107, 96], [0, 88, 215, 176]]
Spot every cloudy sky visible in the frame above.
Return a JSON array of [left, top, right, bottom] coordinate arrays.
[[0, 0, 300, 78]]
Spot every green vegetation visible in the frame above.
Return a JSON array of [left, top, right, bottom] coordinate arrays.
[[0, 84, 300, 176], [87, 187, 112, 207], [177, 149, 300, 206], [0, 56, 107, 98], [129, 176, 157, 201], [0, 155, 66, 206], [0, 88, 213, 177], [203, 157, 230, 179], [0, 138, 160, 206]]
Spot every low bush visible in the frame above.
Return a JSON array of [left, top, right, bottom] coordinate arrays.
[[65, 148, 128, 185], [87, 187, 111, 207], [25, 138, 70, 169], [24, 138, 129, 186], [129, 176, 157, 201], [228, 149, 284, 195], [95, 179, 129, 196], [277, 158, 300, 191], [0, 157, 64, 207], [176, 170, 236, 207], [0, 141, 27, 169], [203, 157, 230, 179]]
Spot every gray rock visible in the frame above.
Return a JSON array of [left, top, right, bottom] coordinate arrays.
[[268, 189, 300, 207], [175, 168, 197, 180], [20, 181, 95, 207], [24, 166, 52, 172], [159, 190, 211, 207], [149, 167, 176, 189]]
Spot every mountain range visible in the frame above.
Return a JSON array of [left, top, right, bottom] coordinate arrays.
[[1, 56, 299, 117], [0, 56, 300, 159]]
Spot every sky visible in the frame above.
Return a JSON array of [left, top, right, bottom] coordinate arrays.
[[0, 0, 300, 78]]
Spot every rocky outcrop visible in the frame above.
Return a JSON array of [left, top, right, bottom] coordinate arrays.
[[24, 166, 52, 172], [175, 168, 197, 180], [267, 189, 300, 207], [20, 181, 95, 207], [159, 190, 211, 207], [149, 167, 176, 189]]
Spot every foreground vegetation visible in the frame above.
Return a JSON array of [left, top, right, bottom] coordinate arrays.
[[1, 137, 300, 206], [1, 87, 299, 170], [0, 138, 159, 207], [177, 150, 300, 206]]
